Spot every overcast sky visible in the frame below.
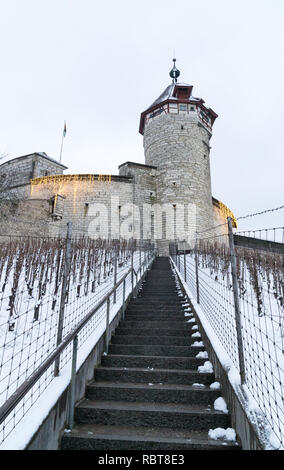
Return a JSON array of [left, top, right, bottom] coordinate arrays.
[[0, 0, 283, 234]]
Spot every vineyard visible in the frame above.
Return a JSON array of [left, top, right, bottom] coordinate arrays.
[[0, 234, 152, 444]]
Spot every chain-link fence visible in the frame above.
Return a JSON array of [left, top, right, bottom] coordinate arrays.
[[170, 221, 284, 449]]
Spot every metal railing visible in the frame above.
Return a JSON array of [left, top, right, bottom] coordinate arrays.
[[170, 218, 284, 449], [0, 225, 156, 445]]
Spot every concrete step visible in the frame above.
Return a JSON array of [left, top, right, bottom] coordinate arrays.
[[86, 381, 220, 405], [115, 327, 193, 336], [141, 286, 177, 290], [62, 424, 240, 450], [60, 257, 241, 452], [94, 366, 214, 385], [123, 315, 187, 322], [119, 320, 191, 328], [129, 305, 185, 310], [130, 299, 184, 305], [108, 344, 205, 357], [124, 312, 187, 318], [144, 280, 176, 284], [126, 305, 185, 312], [74, 400, 230, 430], [111, 335, 196, 346], [101, 354, 205, 369], [126, 306, 185, 312], [139, 291, 179, 294], [138, 292, 180, 296]]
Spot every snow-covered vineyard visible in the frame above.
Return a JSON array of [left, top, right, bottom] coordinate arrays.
[[0, 235, 153, 446], [0, 229, 283, 450], [172, 243, 284, 449]]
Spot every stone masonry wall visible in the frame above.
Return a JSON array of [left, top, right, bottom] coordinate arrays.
[[119, 162, 157, 241], [143, 112, 215, 254], [29, 176, 135, 239], [0, 153, 65, 191]]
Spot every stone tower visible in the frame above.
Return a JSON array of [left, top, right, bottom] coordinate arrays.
[[139, 60, 218, 254]]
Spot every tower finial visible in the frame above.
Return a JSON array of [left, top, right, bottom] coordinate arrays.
[[169, 58, 180, 83]]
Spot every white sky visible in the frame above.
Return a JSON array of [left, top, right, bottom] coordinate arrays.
[[0, 0, 283, 233]]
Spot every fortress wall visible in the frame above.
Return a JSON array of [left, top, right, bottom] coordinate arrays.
[[0, 199, 51, 239], [0, 155, 35, 188], [212, 203, 230, 244], [119, 162, 157, 240], [29, 176, 135, 239], [0, 154, 64, 190]]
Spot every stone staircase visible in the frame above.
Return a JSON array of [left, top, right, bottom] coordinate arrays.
[[61, 257, 240, 450]]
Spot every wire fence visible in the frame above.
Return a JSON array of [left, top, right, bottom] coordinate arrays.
[[170, 221, 284, 449], [235, 226, 284, 244], [0, 227, 155, 445]]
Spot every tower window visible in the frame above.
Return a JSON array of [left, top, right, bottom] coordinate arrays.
[[176, 88, 190, 99], [179, 104, 187, 112], [190, 106, 195, 111]]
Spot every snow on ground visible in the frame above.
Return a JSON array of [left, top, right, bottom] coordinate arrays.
[[208, 427, 236, 442], [198, 361, 214, 374], [196, 351, 208, 359], [191, 332, 201, 338], [214, 397, 228, 414], [210, 382, 221, 390]]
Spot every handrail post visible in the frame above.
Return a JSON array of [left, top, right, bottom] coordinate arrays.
[[122, 278, 126, 320], [113, 250, 117, 304], [183, 242, 187, 282], [54, 222, 72, 377], [134, 271, 138, 298], [194, 243, 200, 304], [228, 217, 246, 385], [131, 246, 134, 292], [67, 334, 78, 430], [175, 241, 178, 266], [104, 296, 110, 353]]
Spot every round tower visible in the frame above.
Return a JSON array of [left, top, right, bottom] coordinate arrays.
[[139, 60, 218, 254]]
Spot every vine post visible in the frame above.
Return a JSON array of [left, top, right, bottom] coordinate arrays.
[[227, 216, 246, 385], [54, 222, 72, 377]]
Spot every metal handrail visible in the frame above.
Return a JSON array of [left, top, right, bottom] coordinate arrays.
[[0, 251, 155, 429]]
